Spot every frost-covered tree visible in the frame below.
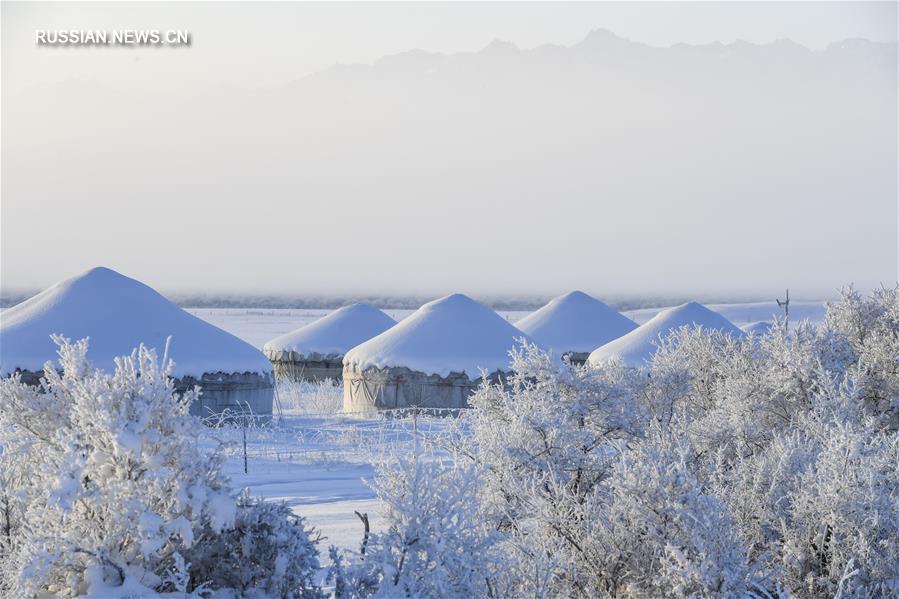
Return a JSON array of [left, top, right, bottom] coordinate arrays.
[[599, 431, 764, 597], [444, 341, 771, 597], [331, 454, 496, 598], [821, 286, 899, 429], [186, 492, 322, 598], [9, 286, 895, 596], [646, 322, 814, 462], [716, 373, 899, 598], [0, 337, 321, 597], [356, 288, 899, 597], [455, 343, 647, 597]]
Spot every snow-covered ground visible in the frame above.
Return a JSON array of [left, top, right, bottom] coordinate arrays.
[[214, 418, 384, 555], [187, 301, 824, 350], [203, 381, 459, 555]]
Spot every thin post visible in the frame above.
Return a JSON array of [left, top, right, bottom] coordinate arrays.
[[412, 407, 420, 455], [354, 511, 370, 557], [776, 288, 790, 323], [2, 493, 11, 545], [242, 415, 248, 475]]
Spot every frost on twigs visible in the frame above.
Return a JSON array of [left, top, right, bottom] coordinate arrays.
[[0, 337, 321, 598], [329, 453, 498, 599], [350, 288, 899, 598], [4, 287, 899, 597]]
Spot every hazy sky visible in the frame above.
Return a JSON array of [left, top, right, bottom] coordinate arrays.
[[3, 2, 897, 92], [2, 2, 897, 299]]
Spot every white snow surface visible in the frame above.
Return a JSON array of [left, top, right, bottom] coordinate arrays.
[[588, 301, 745, 367], [343, 293, 538, 377], [742, 321, 774, 335], [622, 301, 824, 326], [185, 303, 822, 351], [515, 291, 638, 354], [0, 267, 272, 377], [263, 303, 396, 358]]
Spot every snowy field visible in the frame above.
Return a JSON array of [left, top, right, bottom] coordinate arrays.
[[188, 301, 824, 350], [188, 300, 826, 557], [212, 413, 384, 555], [202, 381, 461, 557]]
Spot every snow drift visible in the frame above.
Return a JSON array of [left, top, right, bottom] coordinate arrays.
[[0, 267, 272, 378], [588, 301, 745, 367], [343, 293, 536, 378], [515, 291, 637, 357], [263, 303, 396, 360]]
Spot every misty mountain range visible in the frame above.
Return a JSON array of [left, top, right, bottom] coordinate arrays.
[[3, 29, 895, 297], [296, 29, 894, 87]]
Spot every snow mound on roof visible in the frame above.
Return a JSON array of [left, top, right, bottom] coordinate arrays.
[[742, 321, 773, 336], [0, 267, 272, 378], [515, 291, 638, 354], [263, 303, 396, 359], [587, 301, 745, 368], [343, 293, 536, 378]]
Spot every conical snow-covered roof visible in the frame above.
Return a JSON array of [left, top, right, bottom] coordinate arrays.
[[343, 293, 536, 378], [0, 267, 272, 378], [263, 303, 396, 360], [587, 301, 744, 368], [515, 291, 637, 354], [742, 321, 773, 336]]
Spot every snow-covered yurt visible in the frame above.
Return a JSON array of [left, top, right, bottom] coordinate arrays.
[[343, 293, 537, 414], [263, 303, 396, 382], [587, 301, 745, 368], [0, 267, 274, 416], [516, 291, 638, 365], [742, 321, 773, 336]]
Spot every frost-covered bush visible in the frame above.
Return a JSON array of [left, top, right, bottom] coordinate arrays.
[[331, 454, 496, 598], [9, 285, 895, 597], [455, 343, 649, 597], [644, 290, 899, 595], [277, 378, 343, 415], [356, 288, 899, 597], [186, 492, 322, 598], [599, 431, 764, 597], [647, 320, 825, 460], [822, 286, 899, 430], [0, 338, 321, 597], [716, 375, 899, 598], [447, 341, 767, 597]]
